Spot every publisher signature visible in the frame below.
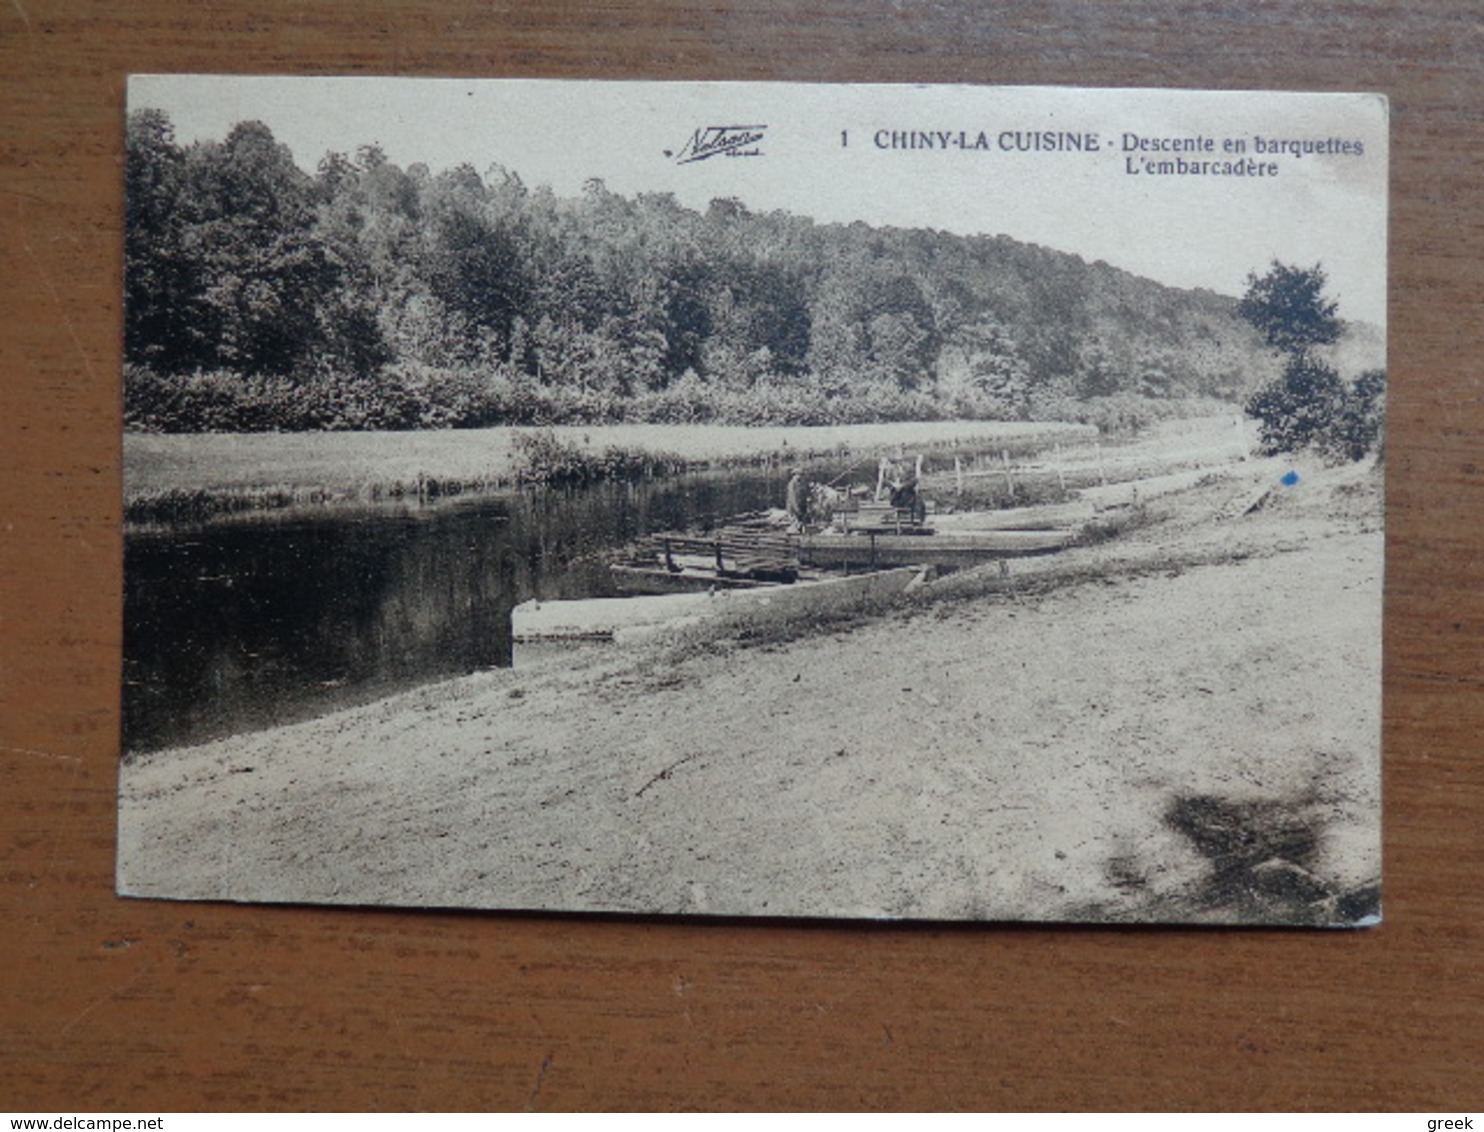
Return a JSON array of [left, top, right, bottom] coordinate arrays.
[[668, 125, 767, 164]]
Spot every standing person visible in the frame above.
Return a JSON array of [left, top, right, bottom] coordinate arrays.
[[785, 466, 812, 530], [889, 456, 922, 521], [879, 453, 925, 523], [876, 454, 904, 502]]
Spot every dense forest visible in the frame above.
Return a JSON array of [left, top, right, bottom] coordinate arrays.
[[124, 109, 1284, 433]]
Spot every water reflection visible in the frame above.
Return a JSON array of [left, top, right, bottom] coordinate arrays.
[[123, 468, 794, 753]]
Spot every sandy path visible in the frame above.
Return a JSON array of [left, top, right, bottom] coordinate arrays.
[[118, 464, 1382, 923]]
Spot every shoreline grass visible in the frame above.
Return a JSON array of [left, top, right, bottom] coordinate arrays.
[[123, 420, 1095, 526]]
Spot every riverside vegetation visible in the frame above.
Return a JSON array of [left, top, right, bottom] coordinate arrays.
[[123, 111, 1385, 525], [126, 110, 1307, 438], [122, 420, 1092, 525]]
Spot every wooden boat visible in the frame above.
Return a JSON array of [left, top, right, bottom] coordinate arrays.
[[828, 500, 927, 534], [797, 528, 1076, 569], [613, 496, 1083, 588], [513, 590, 726, 642], [513, 565, 928, 644], [609, 562, 777, 595], [927, 500, 1095, 532], [610, 525, 801, 594]]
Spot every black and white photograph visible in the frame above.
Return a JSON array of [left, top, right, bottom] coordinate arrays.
[[116, 78, 1387, 924]]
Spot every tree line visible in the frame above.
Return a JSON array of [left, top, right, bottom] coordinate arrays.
[[125, 109, 1281, 433]]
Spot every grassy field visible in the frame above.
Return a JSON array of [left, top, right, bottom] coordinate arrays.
[[123, 420, 1095, 522]]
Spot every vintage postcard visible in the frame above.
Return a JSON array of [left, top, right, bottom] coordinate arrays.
[[118, 78, 1387, 924]]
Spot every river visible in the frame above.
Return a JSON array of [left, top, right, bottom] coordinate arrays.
[[123, 466, 809, 754]]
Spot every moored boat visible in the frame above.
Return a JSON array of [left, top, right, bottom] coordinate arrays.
[[609, 563, 779, 595], [797, 527, 1076, 569], [514, 565, 928, 644], [928, 499, 1095, 532]]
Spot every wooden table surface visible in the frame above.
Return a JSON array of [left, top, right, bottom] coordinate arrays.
[[3, 1, 1481, 1112]]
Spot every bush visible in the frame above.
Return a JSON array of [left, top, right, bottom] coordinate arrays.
[[1245, 358, 1385, 461], [1245, 354, 1344, 455], [135, 360, 1258, 437], [1326, 368, 1387, 462], [509, 429, 682, 486], [628, 370, 717, 424], [123, 365, 304, 432]]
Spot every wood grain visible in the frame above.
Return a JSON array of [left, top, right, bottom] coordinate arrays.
[[3, 0, 1481, 1111]]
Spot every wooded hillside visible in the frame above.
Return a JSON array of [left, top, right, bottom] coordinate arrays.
[[125, 109, 1285, 432]]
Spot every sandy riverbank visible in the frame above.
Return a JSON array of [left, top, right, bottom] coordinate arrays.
[[117, 454, 1383, 924]]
